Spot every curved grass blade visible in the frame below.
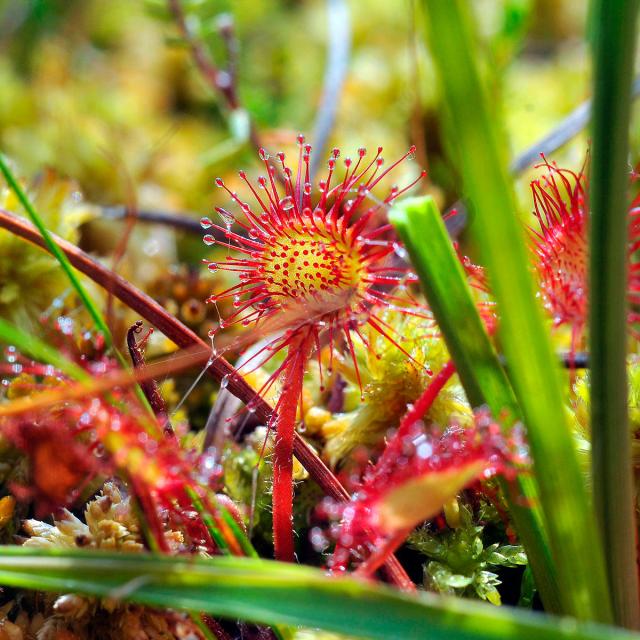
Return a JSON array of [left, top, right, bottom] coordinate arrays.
[[0, 155, 112, 347], [390, 196, 559, 612], [0, 548, 636, 640], [421, 0, 611, 622], [0, 317, 89, 382], [589, 0, 640, 628], [0, 157, 152, 412]]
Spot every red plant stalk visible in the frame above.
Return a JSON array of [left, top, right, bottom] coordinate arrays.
[[397, 360, 456, 438], [271, 331, 314, 561]]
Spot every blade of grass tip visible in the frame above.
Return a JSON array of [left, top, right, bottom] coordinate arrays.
[[217, 503, 259, 559], [589, 0, 640, 629], [0, 317, 90, 382], [390, 195, 560, 613], [421, 0, 612, 623], [0, 155, 152, 412], [184, 486, 233, 556], [0, 549, 639, 640]]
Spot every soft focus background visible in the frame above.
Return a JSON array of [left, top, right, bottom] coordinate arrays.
[[0, 0, 592, 217]]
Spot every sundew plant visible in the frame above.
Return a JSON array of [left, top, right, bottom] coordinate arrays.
[[1, 1, 640, 640]]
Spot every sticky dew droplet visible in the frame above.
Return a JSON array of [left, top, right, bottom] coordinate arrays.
[[279, 196, 294, 211], [217, 209, 235, 227]]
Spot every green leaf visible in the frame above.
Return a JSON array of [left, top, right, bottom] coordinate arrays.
[[486, 546, 527, 568], [588, 0, 640, 628], [390, 196, 558, 612], [0, 548, 637, 640], [421, 0, 612, 622]]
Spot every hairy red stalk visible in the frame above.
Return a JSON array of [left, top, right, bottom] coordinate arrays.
[[272, 332, 314, 561], [0, 207, 414, 589], [354, 528, 412, 580], [129, 475, 171, 553], [396, 360, 456, 438]]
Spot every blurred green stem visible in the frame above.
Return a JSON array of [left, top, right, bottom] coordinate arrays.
[[391, 196, 560, 612], [0, 548, 638, 640], [589, 0, 640, 629], [422, 0, 612, 622]]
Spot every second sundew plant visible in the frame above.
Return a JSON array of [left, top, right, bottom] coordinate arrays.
[[203, 138, 426, 561], [528, 158, 640, 351]]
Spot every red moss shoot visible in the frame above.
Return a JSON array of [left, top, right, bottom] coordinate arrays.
[[529, 156, 640, 348], [204, 136, 426, 561]]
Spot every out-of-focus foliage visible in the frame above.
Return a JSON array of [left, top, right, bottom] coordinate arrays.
[[0, 0, 592, 217], [0, 0, 627, 635]]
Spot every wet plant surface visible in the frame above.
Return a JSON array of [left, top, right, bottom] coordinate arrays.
[[1, 2, 640, 639]]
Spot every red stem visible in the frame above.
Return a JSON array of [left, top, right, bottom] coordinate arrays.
[[0, 209, 413, 589], [396, 360, 456, 438], [272, 334, 313, 561], [355, 528, 412, 579], [355, 361, 457, 577]]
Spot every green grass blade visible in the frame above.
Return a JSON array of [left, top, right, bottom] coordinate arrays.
[[390, 196, 559, 612], [589, 0, 640, 628], [0, 155, 153, 411], [421, 0, 611, 622], [0, 317, 89, 382], [0, 548, 636, 640], [0, 155, 112, 347], [390, 197, 517, 413]]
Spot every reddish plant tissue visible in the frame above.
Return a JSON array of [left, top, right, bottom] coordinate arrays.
[[529, 156, 640, 347], [205, 136, 426, 561], [4, 391, 239, 554], [0, 341, 239, 555], [6, 419, 102, 517], [326, 409, 528, 573]]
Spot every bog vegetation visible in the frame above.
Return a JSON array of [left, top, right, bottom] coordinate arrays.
[[0, 1, 639, 640]]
